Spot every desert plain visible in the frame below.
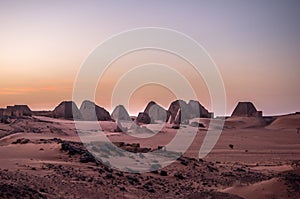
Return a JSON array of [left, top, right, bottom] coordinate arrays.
[[0, 101, 300, 199]]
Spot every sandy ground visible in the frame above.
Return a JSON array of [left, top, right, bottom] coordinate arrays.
[[0, 114, 299, 198]]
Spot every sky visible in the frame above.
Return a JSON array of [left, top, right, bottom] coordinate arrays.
[[0, 0, 299, 116]]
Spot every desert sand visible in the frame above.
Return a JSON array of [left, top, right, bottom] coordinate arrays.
[[0, 112, 299, 198]]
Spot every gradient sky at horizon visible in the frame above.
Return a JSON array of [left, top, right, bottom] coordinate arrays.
[[0, 0, 299, 116]]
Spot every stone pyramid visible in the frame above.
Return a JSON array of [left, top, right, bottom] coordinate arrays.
[[52, 101, 82, 120], [111, 105, 131, 121], [231, 102, 262, 117], [80, 100, 111, 121], [144, 101, 167, 123]]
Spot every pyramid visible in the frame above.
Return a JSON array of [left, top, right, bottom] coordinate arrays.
[[144, 101, 167, 123], [136, 112, 151, 124], [0, 105, 32, 118], [173, 108, 181, 125], [231, 102, 262, 117], [52, 101, 82, 120], [167, 100, 190, 124], [111, 105, 131, 121], [187, 100, 213, 118], [80, 100, 111, 121], [12, 105, 32, 116]]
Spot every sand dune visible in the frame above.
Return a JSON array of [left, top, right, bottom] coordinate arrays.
[[225, 116, 266, 129], [267, 114, 300, 130]]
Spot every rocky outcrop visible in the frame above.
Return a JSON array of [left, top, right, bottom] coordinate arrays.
[[80, 100, 111, 121], [52, 101, 82, 120], [231, 102, 262, 117], [144, 101, 167, 123], [190, 121, 205, 128], [111, 105, 131, 121], [0, 115, 11, 124], [0, 184, 47, 199]]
